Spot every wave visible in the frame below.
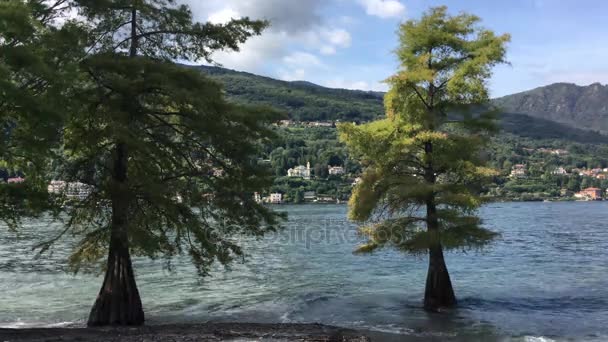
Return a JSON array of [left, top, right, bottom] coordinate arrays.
[[0, 321, 78, 329]]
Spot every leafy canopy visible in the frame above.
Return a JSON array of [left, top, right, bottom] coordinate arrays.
[[25, 0, 284, 276], [0, 1, 85, 228], [339, 6, 510, 254]]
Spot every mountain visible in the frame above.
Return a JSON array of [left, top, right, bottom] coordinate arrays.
[[195, 65, 608, 143], [195, 65, 384, 122], [494, 82, 608, 134]]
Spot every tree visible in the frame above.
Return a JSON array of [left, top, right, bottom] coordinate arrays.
[[314, 163, 329, 179], [38, 0, 282, 326], [293, 188, 305, 204], [339, 6, 509, 311]]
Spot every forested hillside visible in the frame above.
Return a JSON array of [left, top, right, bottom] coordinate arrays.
[[196, 65, 384, 122], [494, 82, 608, 134], [197, 65, 608, 144], [191, 65, 608, 202]]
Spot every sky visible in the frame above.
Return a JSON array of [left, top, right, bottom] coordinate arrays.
[[182, 0, 608, 97]]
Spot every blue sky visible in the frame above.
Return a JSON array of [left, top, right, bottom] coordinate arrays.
[[186, 0, 608, 97]]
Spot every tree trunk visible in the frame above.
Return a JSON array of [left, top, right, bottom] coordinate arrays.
[[87, 231, 144, 326], [423, 140, 457, 311], [87, 142, 144, 326], [424, 242, 457, 311]]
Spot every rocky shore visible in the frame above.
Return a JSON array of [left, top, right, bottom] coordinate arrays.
[[0, 323, 375, 342]]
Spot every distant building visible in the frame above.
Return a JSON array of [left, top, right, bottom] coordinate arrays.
[[552, 149, 569, 156], [268, 193, 283, 204], [316, 194, 335, 203], [7, 177, 25, 184], [551, 167, 568, 175], [303, 191, 316, 201], [48, 180, 92, 200], [254, 192, 262, 203], [538, 148, 569, 156], [510, 164, 527, 178], [287, 162, 311, 180], [328, 165, 345, 176], [276, 120, 294, 127], [578, 169, 597, 177], [575, 187, 603, 201], [306, 121, 334, 128]]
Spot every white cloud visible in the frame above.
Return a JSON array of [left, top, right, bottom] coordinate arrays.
[[278, 68, 307, 81], [357, 0, 406, 19], [207, 8, 240, 24], [323, 29, 352, 48], [209, 31, 288, 71], [324, 78, 387, 91], [326, 79, 371, 90], [283, 52, 325, 69], [182, 1, 359, 88], [187, 0, 323, 34], [187, 0, 354, 81], [320, 45, 337, 55]]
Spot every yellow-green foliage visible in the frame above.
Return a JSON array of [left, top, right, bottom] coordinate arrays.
[[339, 6, 509, 254]]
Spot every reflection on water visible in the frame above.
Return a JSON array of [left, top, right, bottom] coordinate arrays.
[[1, 202, 607, 341]]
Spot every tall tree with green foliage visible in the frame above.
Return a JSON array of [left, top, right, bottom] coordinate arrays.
[[36, 0, 282, 326], [339, 6, 509, 310]]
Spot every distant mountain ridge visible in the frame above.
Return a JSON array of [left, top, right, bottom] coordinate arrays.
[[195, 65, 385, 122], [493, 82, 608, 134], [194, 65, 608, 143]]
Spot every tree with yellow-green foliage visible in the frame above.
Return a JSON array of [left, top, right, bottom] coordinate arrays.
[[339, 6, 510, 311]]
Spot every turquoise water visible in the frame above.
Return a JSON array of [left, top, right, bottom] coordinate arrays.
[[1, 202, 607, 341]]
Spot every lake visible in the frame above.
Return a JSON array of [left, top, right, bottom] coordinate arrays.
[[1, 202, 607, 341]]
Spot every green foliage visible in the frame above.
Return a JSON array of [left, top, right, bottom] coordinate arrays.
[[340, 6, 509, 254], [0, 0, 84, 226], [5, 1, 284, 278], [197, 66, 385, 122]]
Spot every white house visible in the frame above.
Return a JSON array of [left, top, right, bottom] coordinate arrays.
[[551, 167, 568, 175], [328, 166, 345, 175], [48, 180, 92, 200], [303, 191, 316, 201], [510, 164, 527, 178], [287, 162, 311, 180], [269, 193, 283, 204]]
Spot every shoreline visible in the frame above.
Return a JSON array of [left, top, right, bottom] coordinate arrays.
[[270, 197, 606, 205], [0, 322, 398, 342]]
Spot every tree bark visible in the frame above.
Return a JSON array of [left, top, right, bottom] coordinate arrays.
[[87, 142, 144, 326], [423, 141, 457, 311], [87, 229, 144, 326], [87, 5, 145, 327], [423, 241, 457, 311]]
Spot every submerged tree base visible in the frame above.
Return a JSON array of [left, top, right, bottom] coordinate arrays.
[[423, 246, 457, 311], [87, 241, 144, 326]]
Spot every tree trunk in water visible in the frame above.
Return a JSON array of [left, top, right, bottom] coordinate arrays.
[[87, 142, 144, 326], [424, 243, 457, 311], [423, 145, 457, 311], [87, 232, 144, 326]]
